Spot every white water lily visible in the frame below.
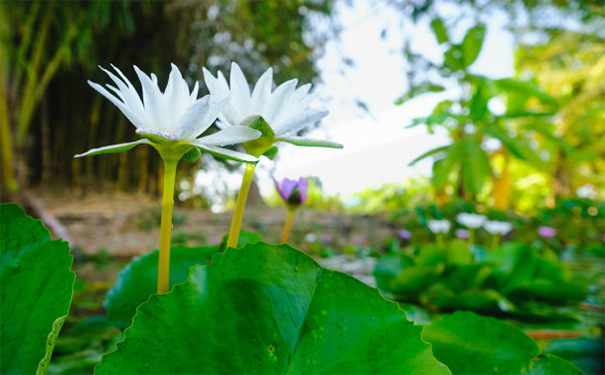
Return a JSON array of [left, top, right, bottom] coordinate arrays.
[[203, 62, 342, 156], [428, 220, 451, 234], [483, 220, 513, 235], [75, 64, 260, 163], [456, 213, 487, 229]]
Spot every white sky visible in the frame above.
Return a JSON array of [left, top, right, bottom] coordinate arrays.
[[196, 0, 517, 208], [259, 0, 515, 197]]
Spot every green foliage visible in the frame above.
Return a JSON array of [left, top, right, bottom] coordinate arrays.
[[489, 246, 587, 306], [0, 203, 75, 375], [395, 0, 605, 208], [422, 311, 582, 374], [3, 0, 335, 191], [374, 241, 588, 319], [95, 243, 449, 374]]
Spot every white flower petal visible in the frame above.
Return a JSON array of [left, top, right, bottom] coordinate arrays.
[[189, 81, 199, 101], [190, 142, 258, 163], [274, 108, 328, 136], [99, 66, 146, 119], [203, 67, 229, 97], [174, 96, 213, 139], [229, 62, 251, 115], [250, 67, 273, 112], [88, 81, 147, 129], [134, 65, 168, 132], [264, 79, 297, 124], [75, 139, 151, 158], [197, 126, 261, 146]]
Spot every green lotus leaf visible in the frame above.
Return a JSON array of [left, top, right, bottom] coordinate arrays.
[[525, 354, 583, 374], [390, 264, 445, 298], [0, 203, 75, 375], [422, 311, 580, 374], [96, 243, 449, 374], [423, 286, 506, 313], [545, 338, 603, 374], [105, 245, 219, 329], [373, 254, 405, 291]]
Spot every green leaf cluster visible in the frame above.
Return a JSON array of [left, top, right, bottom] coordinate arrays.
[[0, 204, 585, 374], [374, 241, 587, 319]]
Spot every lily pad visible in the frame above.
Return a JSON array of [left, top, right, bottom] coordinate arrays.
[[96, 243, 449, 374], [526, 354, 583, 374], [0, 203, 75, 375], [104, 245, 219, 329], [422, 311, 580, 374]]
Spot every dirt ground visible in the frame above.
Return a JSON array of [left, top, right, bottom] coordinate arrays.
[[18, 188, 397, 257]]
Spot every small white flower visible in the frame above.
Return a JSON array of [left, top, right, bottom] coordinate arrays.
[[456, 213, 487, 229], [76, 64, 261, 163], [483, 220, 513, 235], [203, 62, 342, 154], [428, 220, 451, 234]]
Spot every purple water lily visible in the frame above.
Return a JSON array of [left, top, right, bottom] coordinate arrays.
[[538, 226, 557, 239], [399, 229, 412, 240], [275, 177, 308, 209]]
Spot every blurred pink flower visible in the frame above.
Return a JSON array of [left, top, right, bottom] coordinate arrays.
[[399, 229, 412, 240], [538, 226, 557, 239], [352, 235, 365, 245], [455, 229, 469, 239]]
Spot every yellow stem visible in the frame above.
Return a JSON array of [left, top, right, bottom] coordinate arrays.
[[157, 158, 178, 294], [226, 163, 256, 248], [280, 210, 295, 244], [468, 228, 475, 247], [491, 234, 500, 250], [437, 233, 444, 249]]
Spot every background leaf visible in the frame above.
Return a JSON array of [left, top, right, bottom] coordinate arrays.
[[460, 25, 486, 68], [422, 311, 578, 374], [104, 245, 219, 329]]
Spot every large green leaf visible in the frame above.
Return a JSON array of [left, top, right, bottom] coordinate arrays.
[[104, 245, 219, 329], [422, 311, 579, 374], [0, 203, 75, 375], [96, 243, 449, 374]]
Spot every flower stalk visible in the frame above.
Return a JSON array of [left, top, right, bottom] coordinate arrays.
[[436, 233, 445, 249], [157, 157, 178, 294], [226, 163, 257, 248], [468, 228, 475, 247], [491, 233, 501, 250], [280, 210, 295, 244]]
